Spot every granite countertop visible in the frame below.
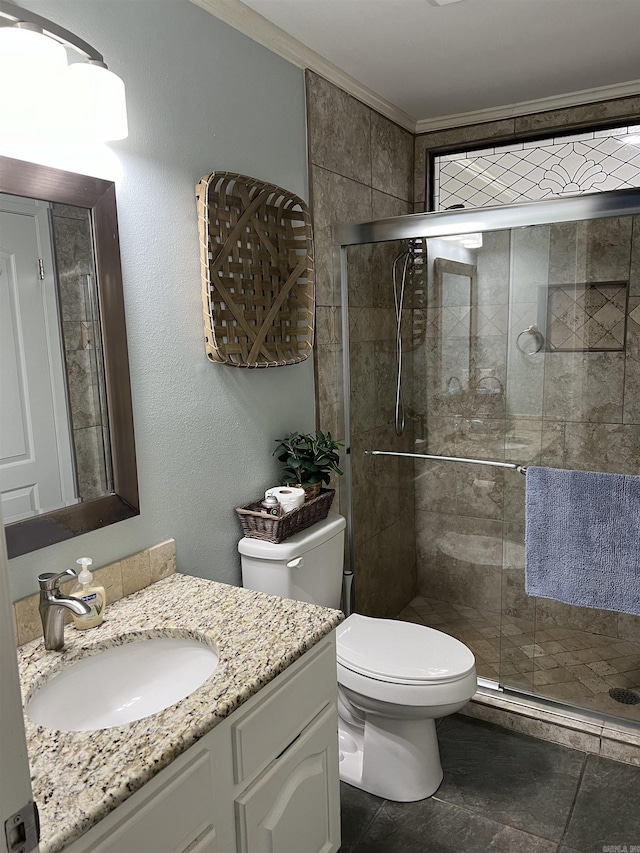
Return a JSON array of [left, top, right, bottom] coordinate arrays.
[[17, 573, 343, 853]]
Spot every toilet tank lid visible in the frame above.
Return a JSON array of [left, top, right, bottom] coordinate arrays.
[[238, 513, 346, 560], [336, 613, 475, 683]]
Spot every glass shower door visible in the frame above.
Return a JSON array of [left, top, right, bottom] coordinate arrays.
[[339, 196, 640, 725], [500, 217, 640, 719]]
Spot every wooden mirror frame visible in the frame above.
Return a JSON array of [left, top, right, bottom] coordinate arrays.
[[1, 155, 139, 558]]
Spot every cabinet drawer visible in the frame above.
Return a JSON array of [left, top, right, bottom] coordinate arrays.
[[231, 635, 336, 784], [85, 748, 217, 853]]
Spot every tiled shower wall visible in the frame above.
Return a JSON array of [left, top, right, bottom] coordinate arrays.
[[415, 218, 640, 651], [51, 203, 110, 501], [411, 96, 640, 691], [305, 70, 417, 616], [307, 76, 640, 634]]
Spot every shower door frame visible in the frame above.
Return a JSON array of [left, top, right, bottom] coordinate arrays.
[[334, 187, 640, 692]]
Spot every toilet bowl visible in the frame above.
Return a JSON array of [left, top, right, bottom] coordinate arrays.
[[238, 514, 477, 802], [336, 613, 476, 801]]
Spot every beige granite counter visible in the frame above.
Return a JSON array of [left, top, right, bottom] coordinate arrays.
[[17, 574, 343, 853]]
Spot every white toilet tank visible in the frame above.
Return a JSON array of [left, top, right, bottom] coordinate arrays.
[[238, 514, 346, 609]]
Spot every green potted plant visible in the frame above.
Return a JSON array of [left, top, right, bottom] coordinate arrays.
[[274, 430, 343, 499]]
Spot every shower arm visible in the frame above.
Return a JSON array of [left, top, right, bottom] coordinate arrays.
[[364, 449, 527, 475]]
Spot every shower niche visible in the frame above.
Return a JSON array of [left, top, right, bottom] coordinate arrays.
[[337, 190, 640, 725]]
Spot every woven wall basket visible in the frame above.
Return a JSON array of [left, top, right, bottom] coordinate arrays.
[[196, 171, 315, 368]]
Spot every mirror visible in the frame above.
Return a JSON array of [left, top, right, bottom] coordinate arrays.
[[433, 257, 478, 396], [0, 155, 138, 558]]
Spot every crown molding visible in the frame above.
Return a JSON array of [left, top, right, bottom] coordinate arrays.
[[190, 0, 416, 131], [191, 0, 640, 137], [415, 79, 640, 134]]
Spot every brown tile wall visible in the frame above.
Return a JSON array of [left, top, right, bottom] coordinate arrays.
[[410, 98, 640, 649], [307, 77, 640, 643], [415, 216, 640, 647], [306, 70, 417, 617], [13, 539, 176, 646], [51, 203, 110, 502], [413, 151, 640, 688]]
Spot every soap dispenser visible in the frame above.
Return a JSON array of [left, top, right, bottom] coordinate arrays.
[[70, 557, 106, 630]]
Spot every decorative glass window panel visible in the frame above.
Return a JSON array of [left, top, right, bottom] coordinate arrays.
[[433, 125, 640, 211]]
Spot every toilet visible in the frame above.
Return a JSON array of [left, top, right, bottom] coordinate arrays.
[[238, 514, 477, 802]]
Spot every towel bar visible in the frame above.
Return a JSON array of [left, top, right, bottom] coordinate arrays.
[[364, 450, 527, 475]]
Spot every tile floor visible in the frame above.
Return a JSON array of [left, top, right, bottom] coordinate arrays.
[[397, 596, 640, 722], [339, 715, 640, 852]]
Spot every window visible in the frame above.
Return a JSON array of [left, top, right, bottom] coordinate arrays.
[[433, 124, 640, 210]]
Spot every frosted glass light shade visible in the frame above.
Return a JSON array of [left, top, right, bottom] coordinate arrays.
[[0, 25, 68, 141], [65, 61, 128, 142], [0, 24, 67, 71]]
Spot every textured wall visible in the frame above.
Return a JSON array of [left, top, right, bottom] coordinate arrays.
[[7, 1, 314, 600]]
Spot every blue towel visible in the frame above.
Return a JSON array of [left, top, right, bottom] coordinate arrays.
[[525, 466, 640, 617]]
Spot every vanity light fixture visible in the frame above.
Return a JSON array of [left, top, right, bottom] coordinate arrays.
[[0, 0, 127, 143]]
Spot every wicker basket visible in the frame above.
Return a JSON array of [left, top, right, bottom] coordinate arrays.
[[236, 489, 334, 544], [196, 171, 315, 368]]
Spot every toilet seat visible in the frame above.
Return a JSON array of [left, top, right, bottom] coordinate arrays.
[[336, 613, 475, 685]]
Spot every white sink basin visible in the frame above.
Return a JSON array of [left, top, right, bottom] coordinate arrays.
[[26, 637, 219, 732]]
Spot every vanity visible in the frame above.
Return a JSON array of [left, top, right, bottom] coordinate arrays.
[[17, 574, 343, 853]]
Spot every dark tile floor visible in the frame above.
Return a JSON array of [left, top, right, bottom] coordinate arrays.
[[339, 715, 640, 853]]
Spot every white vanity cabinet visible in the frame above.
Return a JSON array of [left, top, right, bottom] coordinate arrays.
[[62, 633, 340, 853]]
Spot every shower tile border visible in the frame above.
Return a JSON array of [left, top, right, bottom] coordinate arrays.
[[463, 687, 640, 767]]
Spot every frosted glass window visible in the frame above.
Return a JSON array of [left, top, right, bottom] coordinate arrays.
[[433, 125, 640, 210]]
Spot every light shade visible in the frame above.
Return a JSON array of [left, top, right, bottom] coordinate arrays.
[[65, 61, 128, 142], [0, 23, 67, 69], [0, 24, 68, 140]]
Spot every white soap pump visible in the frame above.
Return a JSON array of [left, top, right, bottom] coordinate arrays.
[[70, 557, 106, 630]]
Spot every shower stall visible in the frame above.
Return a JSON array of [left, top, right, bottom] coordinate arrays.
[[335, 189, 640, 726]]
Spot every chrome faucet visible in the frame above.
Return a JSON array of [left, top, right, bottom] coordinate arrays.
[[38, 569, 91, 651]]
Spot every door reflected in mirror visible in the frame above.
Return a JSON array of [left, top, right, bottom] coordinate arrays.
[[1, 193, 112, 524], [0, 156, 138, 558]]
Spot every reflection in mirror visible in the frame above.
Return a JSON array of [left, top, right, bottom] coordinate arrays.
[[1, 194, 112, 523], [433, 257, 477, 396], [0, 156, 138, 558]]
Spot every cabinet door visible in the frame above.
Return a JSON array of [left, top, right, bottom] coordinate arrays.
[[67, 748, 220, 853], [235, 705, 340, 853]]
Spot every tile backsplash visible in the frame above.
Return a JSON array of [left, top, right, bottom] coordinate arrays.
[[13, 539, 176, 646]]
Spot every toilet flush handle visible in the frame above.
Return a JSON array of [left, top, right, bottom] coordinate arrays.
[[286, 557, 304, 569]]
